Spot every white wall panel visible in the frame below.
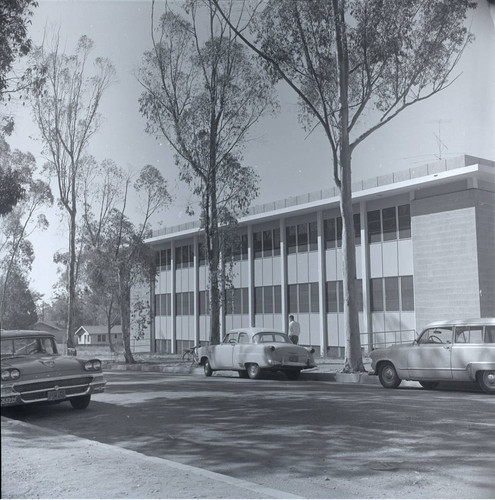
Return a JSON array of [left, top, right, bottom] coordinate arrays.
[[297, 253, 309, 283], [272, 256, 281, 284], [308, 252, 319, 282], [327, 315, 339, 346], [254, 259, 263, 286], [287, 254, 298, 284], [326, 250, 338, 281], [382, 241, 399, 277], [370, 244, 383, 278], [398, 239, 414, 276], [263, 259, 274, 286]]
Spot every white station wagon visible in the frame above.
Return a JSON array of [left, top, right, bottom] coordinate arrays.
[[370, 319, 495, 394], [197, 327, 317, 380]]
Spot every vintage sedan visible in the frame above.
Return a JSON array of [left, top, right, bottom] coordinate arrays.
[[370, 319, 495, 394], [197, 327, 317, 380], [1, 330, 106, 409]]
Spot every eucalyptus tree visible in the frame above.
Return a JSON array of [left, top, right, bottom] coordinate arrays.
[[0, 138, 53, 328], [213, 0, 476, 371], [137, 0, 276, 345], [30, 35, 115, 348], [81, 163, 171, 363]]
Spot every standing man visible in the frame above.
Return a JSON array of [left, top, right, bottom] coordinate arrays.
[[288, 315, 300, 344]]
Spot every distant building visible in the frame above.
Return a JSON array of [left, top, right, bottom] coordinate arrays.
[[31, 320, 65, 344], [140, 155, 495, 356], [75, 325, 123, 346]]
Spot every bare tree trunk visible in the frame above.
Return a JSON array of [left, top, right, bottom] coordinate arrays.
[[67, 209, 77, 349], [340, 154, 365, 372], [119, 266, 135, 364], [333, 0, 365, 372]]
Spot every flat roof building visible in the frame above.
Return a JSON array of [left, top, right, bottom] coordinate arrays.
[[140, 155, 495, 356]]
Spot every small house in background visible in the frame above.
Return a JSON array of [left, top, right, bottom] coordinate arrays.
[[75, 325, 123, 346], [31, 320, 65, 344]]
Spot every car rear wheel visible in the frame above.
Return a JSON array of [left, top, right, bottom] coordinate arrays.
[[285, 370, 301, 381], [204, 359, 213, 377], [238, 370, 249, 378], [419, 381, 439, 390], [378, 362, 401, 389], [477, 370, 495, 394], [246, 363, 261, 380], [70, 394, 91, 410]]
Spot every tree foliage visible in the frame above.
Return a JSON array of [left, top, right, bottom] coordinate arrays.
[[0, 135, 52, 328], [30, 34, 115, 348], [81, 162, 171, 363], [0, 269, 38, 329], [214, 0, 476, 370], [137, 0, 276, 344]]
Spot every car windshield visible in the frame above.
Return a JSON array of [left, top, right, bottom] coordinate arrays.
[[253, 333, 291, 344], [1, 337, 58, 357]]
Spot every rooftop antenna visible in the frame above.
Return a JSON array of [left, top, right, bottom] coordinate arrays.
[[428, 119, 452, 160]]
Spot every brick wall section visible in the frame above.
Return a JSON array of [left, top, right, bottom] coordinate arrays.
[[412, 189, 481, 331], [476, 189, 495, 317]]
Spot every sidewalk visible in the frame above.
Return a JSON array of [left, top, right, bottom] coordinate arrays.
[[101, 355, 380, 385], [1, 417, 301, 499]]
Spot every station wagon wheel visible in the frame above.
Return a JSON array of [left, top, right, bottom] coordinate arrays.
[[204, 359, 213, 377], [477, 370, 495, 394], [378, 362, 401, 389], [246, 363, 261, 380], [419, 381, 439, 390], [70, 395, 91, 410]]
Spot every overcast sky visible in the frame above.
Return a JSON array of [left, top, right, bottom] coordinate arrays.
[[6, 0, 495, 302]]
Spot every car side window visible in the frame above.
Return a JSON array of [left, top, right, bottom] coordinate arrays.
[[455, 327, 484, 344], [223, 333, 238, 344], [485, 326, 495, 343], [238, 333, 249, 344], [418, 327, 452, 345]]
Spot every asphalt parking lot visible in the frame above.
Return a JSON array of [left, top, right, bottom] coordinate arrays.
[[2, 371, 495, 499]]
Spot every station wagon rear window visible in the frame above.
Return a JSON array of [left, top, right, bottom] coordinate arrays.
[[455, 325, 495, 344]]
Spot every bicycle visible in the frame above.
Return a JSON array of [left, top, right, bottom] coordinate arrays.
[[181, 344, 201, 366]]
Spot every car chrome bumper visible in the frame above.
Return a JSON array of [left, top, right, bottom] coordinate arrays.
[[1, 374, 106, 407]]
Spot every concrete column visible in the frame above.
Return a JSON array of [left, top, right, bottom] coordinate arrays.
[[170, 240, 176, 354], [150, 264, 156, 353], [280, 218, 288, 333], [360, 202, 372, 351], [317, 210, 328, 356], [193, 236, 200, 346], [247, 225, 255, 327]]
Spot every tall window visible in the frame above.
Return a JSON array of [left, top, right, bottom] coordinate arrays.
[[289, 282, 319, 313], [382, 207, 397, 241], [253, 228, 280, 258], [368, 205, 411, 243], [370, 276, 414, 312], [255, 286, 282, 314], [398, 205, 411, 238], [367, 210, 381, 243], [286, 222, 317, 254]]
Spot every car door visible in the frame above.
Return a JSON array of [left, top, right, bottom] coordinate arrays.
[[211, 332, 238, 369], [407, 327, 453, 380], [232, 332, 250, 370], [451, 325, 488, 381]]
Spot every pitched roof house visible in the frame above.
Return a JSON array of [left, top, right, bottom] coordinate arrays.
[[75, 325, 123, 345]]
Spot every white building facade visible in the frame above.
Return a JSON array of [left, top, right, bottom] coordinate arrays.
[[142, 155, 495, 356]]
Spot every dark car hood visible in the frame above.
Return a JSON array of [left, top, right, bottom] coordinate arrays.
[[1, 355, 89, 378]]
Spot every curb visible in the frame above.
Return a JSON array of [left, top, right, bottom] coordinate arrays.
[[102, 361, 380, 385]]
